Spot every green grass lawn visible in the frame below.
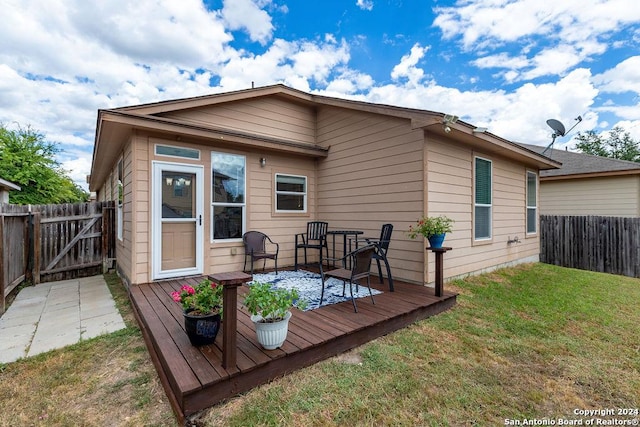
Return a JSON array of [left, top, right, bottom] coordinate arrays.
[[1, 263, 638, 426], [198, 263, 640, 426]]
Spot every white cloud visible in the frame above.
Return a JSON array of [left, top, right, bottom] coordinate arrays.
[[593, 56, 640, 95], [356, 0, 374, 11], [221, 0, 274, 45], [390, 44, 428, 86], [433, 0, 640, 81]]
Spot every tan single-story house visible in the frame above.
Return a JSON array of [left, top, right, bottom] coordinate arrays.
[[519, 144, 640, 217], [89, 84, 560, 287]]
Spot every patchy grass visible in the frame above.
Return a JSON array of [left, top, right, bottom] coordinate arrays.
[[1, 264, 639, 426], [195, 263, 640, 426], [0, 273, 175, 426]]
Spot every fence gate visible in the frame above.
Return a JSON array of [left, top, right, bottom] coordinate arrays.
[[0, 201, 115, 312]]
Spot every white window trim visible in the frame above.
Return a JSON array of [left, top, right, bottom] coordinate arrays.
[[275, 173, 307, 213], [116, 157, 123, 242], [526, 170, 538, 235], [474, 156, 493, 241], [211, 152, 246, 243]]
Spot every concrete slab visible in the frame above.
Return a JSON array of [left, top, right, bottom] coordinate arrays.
[[0, 275, 126, 364]]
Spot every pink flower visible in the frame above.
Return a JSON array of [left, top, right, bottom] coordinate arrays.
[[181, 285, 195, 295], [171, 291, 182, 302]]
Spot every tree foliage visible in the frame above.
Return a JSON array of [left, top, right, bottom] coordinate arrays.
[[0, 124, 88, 205], [574, 126, 640, 162]]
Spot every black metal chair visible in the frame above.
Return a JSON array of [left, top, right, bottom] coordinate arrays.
[[320, 244, 377, 312], [294, 221, 329, 271], [242, 231, 279, 275], [363, 223, 394, 292]]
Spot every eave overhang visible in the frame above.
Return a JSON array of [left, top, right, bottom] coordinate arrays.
[[89, 109, 328, 191]]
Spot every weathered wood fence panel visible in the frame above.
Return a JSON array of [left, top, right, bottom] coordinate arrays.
[[540, 215, 640, 278], [0, 212, 29, 314], [0, 201, 116, 312]]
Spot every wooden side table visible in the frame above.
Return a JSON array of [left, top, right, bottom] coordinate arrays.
[[426, 247, 452, 297], [208, 271, 252, 369]]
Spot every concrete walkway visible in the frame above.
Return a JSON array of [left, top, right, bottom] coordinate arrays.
[[0, 276, 126, 364]]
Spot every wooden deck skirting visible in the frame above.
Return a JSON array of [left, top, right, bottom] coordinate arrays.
[[129, 272, 457, 424]]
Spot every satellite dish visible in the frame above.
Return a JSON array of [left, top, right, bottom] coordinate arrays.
[[542, 116, 583, 156], [546, 119, 566, 137]]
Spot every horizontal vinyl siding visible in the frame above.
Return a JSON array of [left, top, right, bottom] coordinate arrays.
[[212, 154, 317, 274], [540, 176, 640, 217], [133, 136, 150, 284], [425, 138, 539, 283], [316, 107, 425, 283], [160, 97, 317, 145]]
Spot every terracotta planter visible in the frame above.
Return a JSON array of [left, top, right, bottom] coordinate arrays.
[[250, 311, 292, 350], [183, 310, 221, 346]]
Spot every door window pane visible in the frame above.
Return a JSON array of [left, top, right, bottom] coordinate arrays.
[[162, 172, 195, 218]]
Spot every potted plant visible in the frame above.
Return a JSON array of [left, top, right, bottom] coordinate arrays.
[[408, 215, 455, 248], [171, 278, 223, 346], [243, 281, 307, 350]]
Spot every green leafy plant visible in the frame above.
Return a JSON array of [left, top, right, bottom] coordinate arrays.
[[244, 282, 307, 323], [171, 278, 223, 316], [407, 215, 454, 239]]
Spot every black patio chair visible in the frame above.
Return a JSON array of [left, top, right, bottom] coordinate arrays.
[[242, 231, 279, 275], [294, 221, 329, 271], [320, 244, 377, 313], [362, 223, 394, 292]]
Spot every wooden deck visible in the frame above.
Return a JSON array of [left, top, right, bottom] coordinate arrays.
[[129, 271, 457, 423]]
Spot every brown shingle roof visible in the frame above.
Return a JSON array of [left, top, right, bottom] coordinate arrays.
[[518, 143, 640, 178]]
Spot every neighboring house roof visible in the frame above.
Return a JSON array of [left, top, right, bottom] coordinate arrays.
[[518, 143, 640, 180], [0, 178, 21, 192], [90, 84, 561, 191]]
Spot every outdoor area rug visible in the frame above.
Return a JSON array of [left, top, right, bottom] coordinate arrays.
[[249, 270, 383, 311]]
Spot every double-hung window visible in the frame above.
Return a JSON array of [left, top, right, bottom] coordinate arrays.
[[211, 152, 245, 240], [474, 156, 492, 240], [275, 174, 307, 212], [526, 171, 537, 234]]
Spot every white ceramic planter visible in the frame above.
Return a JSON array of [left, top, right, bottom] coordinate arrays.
[[250, 310, 292, 350]]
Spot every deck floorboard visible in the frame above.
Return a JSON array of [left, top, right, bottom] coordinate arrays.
[[129, 270, 457, 423]]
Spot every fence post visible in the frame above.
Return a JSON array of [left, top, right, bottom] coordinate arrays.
[[32, 212, 41, 285]]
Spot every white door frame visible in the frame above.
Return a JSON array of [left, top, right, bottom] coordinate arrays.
[[152, 161, 204, 280]]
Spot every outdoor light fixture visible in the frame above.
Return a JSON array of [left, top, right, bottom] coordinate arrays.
[[260, 157, 267, 167], [442, 114, 459, 133]]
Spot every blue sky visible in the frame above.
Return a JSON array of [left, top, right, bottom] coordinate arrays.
[[1, 0, 639, 190]]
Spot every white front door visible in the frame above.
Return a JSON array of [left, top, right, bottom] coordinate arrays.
[[152, 161, 204, 280]]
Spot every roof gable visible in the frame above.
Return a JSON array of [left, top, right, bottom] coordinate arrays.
[[90, 85, 561, 191]]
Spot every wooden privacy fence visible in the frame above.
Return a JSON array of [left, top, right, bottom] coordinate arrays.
[[0, 201, 115, 313], [0, 212, 29, 313], [540, 215, 640, 278]]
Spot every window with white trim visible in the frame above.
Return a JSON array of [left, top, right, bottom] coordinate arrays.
[[116, 158, 123, 241], [526, 171, 537, 234], [275, 174, 307, 212], [474, 156, 492, 240], [211, 152, 245, 240]]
